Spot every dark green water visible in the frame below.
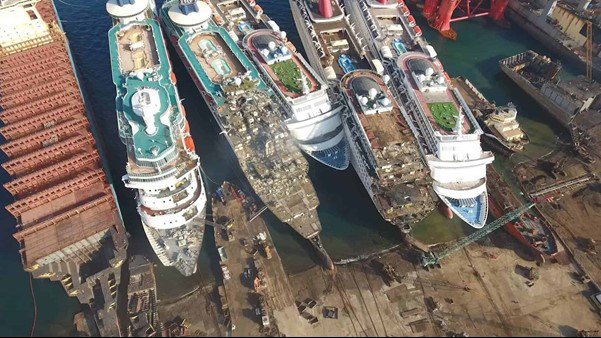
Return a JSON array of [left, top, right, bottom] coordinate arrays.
[[0, 0, 581, 336]]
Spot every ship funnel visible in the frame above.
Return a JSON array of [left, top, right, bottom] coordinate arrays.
[[319, 0, 333, 18]]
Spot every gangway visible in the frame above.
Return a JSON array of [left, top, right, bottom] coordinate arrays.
[[421, 202, 536, 268]]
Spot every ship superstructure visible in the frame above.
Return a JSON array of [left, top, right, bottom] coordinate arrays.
[[160, 0, 333, 269], [242, 29, 349, 169], [340, 70, 435, 231], [107, 0, 207, 276], [289, 0, 371, 81], [344, 0, 494, 228], [0, 0, 127, 335]]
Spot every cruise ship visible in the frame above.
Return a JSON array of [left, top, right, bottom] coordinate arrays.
[[340, 70, 435, 231], [343, 0, 494, 228], [242, 28, 349, 170], [107, 0, 207, 276], [159, 0, 333, 269]]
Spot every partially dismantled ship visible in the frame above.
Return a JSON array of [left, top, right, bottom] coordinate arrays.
[[341, 0, 495, 228], [340, 70, 435, 231], [487, 166, 559, 259], [242, 28, 349, 170], [290, 0, 437, 230], [107, 0, 207, 276], [500, 50, 601, 163], [159, 0, 333, 269], [0, 0, 127, 335]]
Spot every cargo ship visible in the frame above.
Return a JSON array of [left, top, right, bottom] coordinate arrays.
[[159, 0, 333, 269], [342, 0, 495, 228], [242, 28, 349, 170], [339, 70, 435, 231], [454, 77, 529, 155], [107, 0, 207, 276], [0, 0, 128, 335], [500, 50, 601, 163], [487, 166, 558, 259]]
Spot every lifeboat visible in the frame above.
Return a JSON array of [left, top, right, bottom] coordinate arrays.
[[401, 5, 410, 16], [407, 15, 416, 27], [185, 136, 195, 152], [398, 0, 405, 5], [184, 120, 191, 133], [171, 72, 177, 84], [181, 104, 187, 117], [254, 5, 263, 14], [414, 25, 422, 37]]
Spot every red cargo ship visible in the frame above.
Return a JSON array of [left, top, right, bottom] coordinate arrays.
[[487, 167, 558, 259]]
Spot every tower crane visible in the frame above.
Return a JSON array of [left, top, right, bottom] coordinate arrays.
[[421, 202, 536, 268]]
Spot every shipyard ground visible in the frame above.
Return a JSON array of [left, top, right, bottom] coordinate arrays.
[[514, 144, 601, 291], [158, 228, 600, 336]]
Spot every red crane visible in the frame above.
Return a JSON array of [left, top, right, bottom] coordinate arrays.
[[420, 0, 509, 39]]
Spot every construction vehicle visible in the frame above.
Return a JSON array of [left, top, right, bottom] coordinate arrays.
[[421, 202, 536, 268]]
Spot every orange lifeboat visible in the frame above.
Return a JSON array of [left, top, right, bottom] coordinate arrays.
[[171, 72, 177, 84], [185, 136, 196, 152], [414, 25, 422, 37], [401, 5, 410, 16], [407, 15, 416, 27], [184, 120, 191, 133], [397, 0, 405, 5], [254, 4, 263, 14]]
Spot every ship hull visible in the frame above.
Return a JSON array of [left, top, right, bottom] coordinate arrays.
[[488, 195, 558, 259], [500, 63, 572, 128], [506, 5, 601, 82]]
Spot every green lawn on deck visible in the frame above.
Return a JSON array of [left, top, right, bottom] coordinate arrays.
[[271, 59, 307, 94], [428, 102, 459, 131]]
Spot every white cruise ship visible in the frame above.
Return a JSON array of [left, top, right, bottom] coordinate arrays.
[[107, 0, 207, 275], [344, 0, 494, 228], [241, 29, 349, 170]]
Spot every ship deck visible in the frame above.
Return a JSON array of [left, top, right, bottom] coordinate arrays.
[[109, 19, 182, 162], [245, 31, 320, 99], [398, 53, 473, 135], [364, 2, 413, 55], [1, 0, 125, 270], [189, 33, 246, 83], [301, 0, 368, 78]]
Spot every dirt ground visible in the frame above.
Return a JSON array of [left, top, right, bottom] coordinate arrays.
[[282, 230, 601, 337], [158, 284, 223, 337], [513, 147, 601, 289]]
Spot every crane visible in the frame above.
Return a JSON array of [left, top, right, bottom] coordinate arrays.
[[421, 202, 536, 268]]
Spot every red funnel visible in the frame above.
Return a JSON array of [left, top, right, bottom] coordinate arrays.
[[319, 0, 333, 18]]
